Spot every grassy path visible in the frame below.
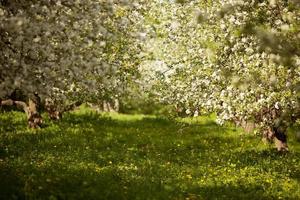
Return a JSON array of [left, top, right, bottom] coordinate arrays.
[[0, 109, 300, 199]]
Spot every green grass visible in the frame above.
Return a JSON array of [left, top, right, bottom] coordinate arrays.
[[0, 109, 300, 200]]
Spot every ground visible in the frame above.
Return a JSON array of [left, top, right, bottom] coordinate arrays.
[[0, 108, 300, 199]]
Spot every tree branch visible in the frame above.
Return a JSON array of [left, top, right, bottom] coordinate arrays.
[[1, 99, 14, 106], [1, 99, 29, 115]]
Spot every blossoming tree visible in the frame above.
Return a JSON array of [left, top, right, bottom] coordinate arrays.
[[0, 0, 145, 127], [143, 0, 300, 151]]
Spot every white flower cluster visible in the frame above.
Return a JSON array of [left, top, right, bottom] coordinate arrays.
[[144, 0, 299, 128]]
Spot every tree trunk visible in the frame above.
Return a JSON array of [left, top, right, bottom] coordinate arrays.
[[45, 98, 61, 120], [27, 98, 42, 128], [1, 98, 42, 128], [232, 117, 256, 133], [45, 99, 82, 120], [262, 126, 288, 152], [1, 99, 14, 106], [262, 126, 274, 143], [101, 99, 119, 113], [241, 120, 256, 133], [103, 100, 108, 112], [273, 126, 288, 152], [113, 99, 119, 112]]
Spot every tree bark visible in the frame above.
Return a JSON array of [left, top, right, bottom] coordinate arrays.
[[1, 99, 14, 106], [27, 98, 42, 128], [232, 117, 256, 133], [241, 120, 256, 133], [273, 126, 288, 152], [45, 99, 82, 120], [1, 98, 42, 128], [45, 98, 61, 120], [262, 126, 288, 152], [103, 100, 109, 112], [113, 99, 119, 112]]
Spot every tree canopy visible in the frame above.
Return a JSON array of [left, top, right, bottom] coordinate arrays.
[[1, 0, 299, 150]]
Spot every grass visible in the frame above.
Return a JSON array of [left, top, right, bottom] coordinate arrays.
[[0, 108, 300, 200]]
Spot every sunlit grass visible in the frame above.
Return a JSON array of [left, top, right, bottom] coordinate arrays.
[[0, 109, 300, 199]]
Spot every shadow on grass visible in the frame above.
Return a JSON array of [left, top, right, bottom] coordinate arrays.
[[60, 112, 177, 128], [0, 112, 27, 132], [0, 111, 243, 165], [188, 184, 276, 200], [0, 164, 25, 200], [1, 111, 299, 199], [0, 162, 281, 200], [217, 148, 300, 184]]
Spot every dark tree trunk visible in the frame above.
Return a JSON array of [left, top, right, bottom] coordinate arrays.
[[273, 126, 288, 152], [262, 126, 288, 152]]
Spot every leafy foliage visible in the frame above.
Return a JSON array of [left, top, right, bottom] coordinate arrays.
[[0, 0, 145, 106], [141, 0, 300, 135]]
